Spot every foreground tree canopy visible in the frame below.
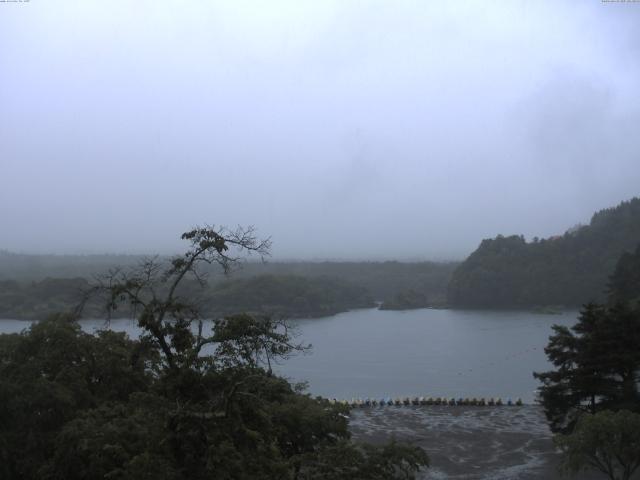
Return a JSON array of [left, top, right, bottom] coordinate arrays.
[[0, 226, 429, 479], [535, 244, 640, 479], [533, 302, 640, 434], [556, 410, 640, 480], [534, 244, 640, 434]]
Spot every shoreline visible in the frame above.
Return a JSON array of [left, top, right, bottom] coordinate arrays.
[[349, 405, 601, 480]]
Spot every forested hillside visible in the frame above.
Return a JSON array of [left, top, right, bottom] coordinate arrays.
[[0, 251, 142, 280], [448, 198, 640, 308], [0, 275, 373, 320], [202, 274, 374, 318], [0, 255, 456, 319], [0, 253, 456, 303], [608, 243, 640, 307]]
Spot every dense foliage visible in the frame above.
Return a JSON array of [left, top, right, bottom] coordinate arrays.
[[1, 315, 427, 479], [608, 243, 640, 308], [535, 243, 640, 436], [0, 274, 373, 320], [242, 261, 456, 307], [0, 251, 142, 281], [204, 274, 374, 318], [536, 245, 640, 479], [0, 258, 456, 319], [0, 227, 429, 479], [448, 198, 640, 307], [555, 410, 640, 480], [0, 277, 90, 319], [0, 253, 457, 308], [533, 302, 640, 433], [379, 289, 430, 310]]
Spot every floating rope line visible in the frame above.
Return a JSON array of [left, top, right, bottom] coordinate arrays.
[[328, 396, 524, 407]]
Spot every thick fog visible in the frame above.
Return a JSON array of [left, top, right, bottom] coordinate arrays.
[[1, 1, 639, 260]]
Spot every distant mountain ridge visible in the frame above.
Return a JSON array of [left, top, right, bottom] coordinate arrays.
[[448, 198, 640, 308]]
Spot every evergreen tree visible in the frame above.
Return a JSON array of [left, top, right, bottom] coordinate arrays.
[[534, 303, 640, 433], [608, 243, 640, 307]]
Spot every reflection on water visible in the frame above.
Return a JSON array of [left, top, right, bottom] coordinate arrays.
[[0, 308, 578, 403]]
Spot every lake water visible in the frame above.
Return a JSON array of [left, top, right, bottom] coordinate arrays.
[[276, 308, 578, 403], [0, 308, 578, 403]]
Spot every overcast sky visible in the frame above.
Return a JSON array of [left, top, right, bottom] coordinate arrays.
[[1, 1, 639, 260]]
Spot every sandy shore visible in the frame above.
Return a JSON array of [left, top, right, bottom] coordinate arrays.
[[349, 405, 604, 480]]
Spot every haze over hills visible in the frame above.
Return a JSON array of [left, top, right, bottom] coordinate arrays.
[[448, 197, 640, 308], [3, 3, 640, 478], [3, 3, 640, 261], [0, 255, 456, 320], [1, 197, 639, 317]]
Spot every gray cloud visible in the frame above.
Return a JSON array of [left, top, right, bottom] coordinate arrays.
[[1, 1, 639, 259]]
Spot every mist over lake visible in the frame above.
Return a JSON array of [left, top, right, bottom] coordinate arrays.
[[2, 2, 640, 478]]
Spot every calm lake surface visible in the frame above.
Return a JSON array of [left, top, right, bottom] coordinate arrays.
[[0, 308, 578, 403]]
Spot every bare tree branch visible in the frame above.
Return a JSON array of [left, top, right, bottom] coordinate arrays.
[[77, 225, 271, 371]]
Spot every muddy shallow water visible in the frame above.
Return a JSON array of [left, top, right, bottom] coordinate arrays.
[[349, 405, 601, 480]]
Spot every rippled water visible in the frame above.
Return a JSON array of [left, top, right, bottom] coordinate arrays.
[[0, 308, 578, 403]]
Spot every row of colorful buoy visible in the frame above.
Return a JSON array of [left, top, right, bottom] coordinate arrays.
[[328, 397, 524, 407]]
